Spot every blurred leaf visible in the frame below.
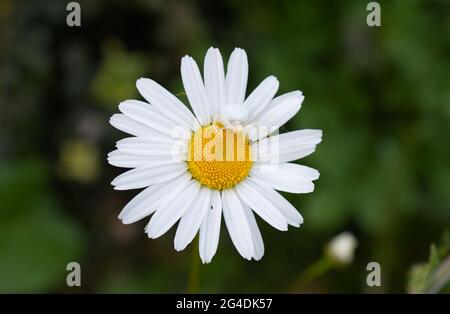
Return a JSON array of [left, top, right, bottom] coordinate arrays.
[[57, 139, 100, 184], [91, 39, 149, 109], [0, 159, 84, 292], [407, 232, 450, 293], [0, 160, 47, 218]]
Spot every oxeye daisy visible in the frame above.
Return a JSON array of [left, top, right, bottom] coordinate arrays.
[[108, 47, 322, 263]]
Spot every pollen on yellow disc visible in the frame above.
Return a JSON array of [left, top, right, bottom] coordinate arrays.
[[187, 122, 253, 190]]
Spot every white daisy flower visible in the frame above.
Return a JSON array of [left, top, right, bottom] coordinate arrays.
[[108, 47, 322, 263]]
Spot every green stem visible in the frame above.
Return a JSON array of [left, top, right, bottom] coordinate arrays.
[[303, 256, 334, 285], [290, 256, 334, 291], [187, 236, 200, 293]]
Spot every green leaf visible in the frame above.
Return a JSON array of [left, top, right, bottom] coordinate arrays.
[[91, 40, 150, 109], [0, 159, 85, 292], [407, 232, 450, 293]]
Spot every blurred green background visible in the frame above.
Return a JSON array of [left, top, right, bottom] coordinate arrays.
[[1, 0, 449, 293]]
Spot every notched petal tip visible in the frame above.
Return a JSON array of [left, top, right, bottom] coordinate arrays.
[[200, 253, 213, 264], [181, 55, 194, 65], [292, 216, 304, 228], [232, 47, 245, 53], [207, 46, 218, 53], [174, 246, 184, 252], [230, 47, 247, 59], [253, 252, 264, 261], [314, 170, 321, 180], [146, 229, 157, 239], [296, 92, 305, 101], [306, 183, 315, 193], [317, 129, 323, 141]]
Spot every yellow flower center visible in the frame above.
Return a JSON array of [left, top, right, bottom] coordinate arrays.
[[187, 122, 253, 190]]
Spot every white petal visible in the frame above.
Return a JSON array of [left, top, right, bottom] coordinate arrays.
[[204, 47, 226, 118], [220, 104, 248, 122], [146, 180, 201, 239], [250, 163, 316, 194], [247, 176, 303, 227], [235, 180, 288, 231], [252, 129, 322, 163], [199, 190, 222, 264], [108, 150, 167, 168], [269, 90, 302, 107], [255, 162, 320, 181], [252, 90, 301, 122], [109, 114, 165, 138], [222, 189, 254, 260], [226, 48, 248, 106], [243, 76, 279, 121], [111, 162, 186, 190], [242, 205, 264, 260], [119, 100, 188, 138], [136, 78, 197, 130], [276, 129, 323, 147], [279, 163, 320, 181], [174, 187, 212, 251], [119, 185, 161, 221], [119, 173, 191, 224], [250, 91, 304, 140], [116, 136, 187, 160], [181, 56, 211, 124]]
